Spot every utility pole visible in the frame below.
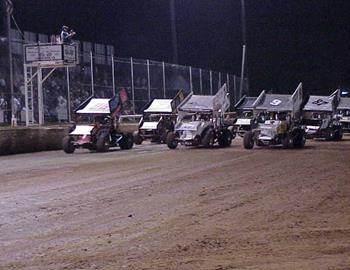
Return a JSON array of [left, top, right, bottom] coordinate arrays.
[[169, 0, 178, 64], [239, 0, 247, 98], [4, 0, 16, 126], [241, 0, 247, 45]]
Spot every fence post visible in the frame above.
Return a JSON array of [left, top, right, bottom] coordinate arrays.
[[37, 68, 43, 125], [226, 74, 229, 90], [147, 59, 151, 101], [239, 44, 246, 99], [210, 70, 213, 95], [162, 61, 166, 98], [24, 64, 29, 126], [233, 74, 237, 103], [6, 13, 15, 125], [111, 54, 115, 95], [226, 73, 230, 100], [66, 67, 71, 122], [30, 67, 34, 123], [130, 57, 135, 113], [189, 66, 193, 93], [199, 68, 203, 94], [90, 51, 94, 96]]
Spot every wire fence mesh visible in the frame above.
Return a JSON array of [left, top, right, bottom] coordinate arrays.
[[0, 31, 249, 125]]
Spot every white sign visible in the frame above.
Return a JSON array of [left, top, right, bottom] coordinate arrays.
[[39, 45, 62, 61], [63, 45, 76, 61], [25, 46, 39, 62], [25, 44, 65, 63]]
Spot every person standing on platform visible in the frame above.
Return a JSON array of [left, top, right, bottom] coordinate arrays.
[[60, 25, 76, 44]]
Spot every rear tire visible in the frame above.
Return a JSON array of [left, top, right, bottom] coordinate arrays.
[[243, 131, 254, 149], [119, 133, 134, 150], [96, 133, 110, 152], [133, 131, 143, 145], [160, 130, 169, 144], [166, 132, 178, 149], [62, 136, 75, 154]]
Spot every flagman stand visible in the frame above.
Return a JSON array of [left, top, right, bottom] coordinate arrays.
[[23, 42, 79, 126]]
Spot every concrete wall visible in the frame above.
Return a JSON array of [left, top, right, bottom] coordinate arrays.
[[0, 126, 69, 155]]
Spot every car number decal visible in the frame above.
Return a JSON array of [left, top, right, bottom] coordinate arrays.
[[270, 99, 282, 106]]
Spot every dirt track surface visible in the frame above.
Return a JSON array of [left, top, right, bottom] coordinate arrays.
[[1, 137, 350, 270]]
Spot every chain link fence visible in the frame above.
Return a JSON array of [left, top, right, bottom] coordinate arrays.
[[0, 30, 249, 125]]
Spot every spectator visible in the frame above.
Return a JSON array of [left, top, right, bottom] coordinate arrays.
[[13, 95, 21, 120], [56, 95, 68, 122], [60, 26, 69, 44], [0, 92, 7, 123], [60, 25, 76, 45]]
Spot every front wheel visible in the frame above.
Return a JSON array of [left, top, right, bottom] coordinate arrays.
[[166, 132, 178, 149], [282, 134, 292, 149], [243, 131, 254, 149], [133, 131, 143, 145], [202, 128, 214, 148], [225, 130, 233, 147], [218, 129, 232, 147], [293, 132, 306, 148], [119, 133, 134, 150], [62, 136, 75, 154], [338, 130, 343, 140], [326, 130, 335, 141], [334, 130, 343, 141], [96, 133, 110, 152]]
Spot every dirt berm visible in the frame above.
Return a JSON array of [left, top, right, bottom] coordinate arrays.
[[0, 125, 69, 155]]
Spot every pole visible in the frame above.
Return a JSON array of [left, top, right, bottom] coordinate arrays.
[[209, 70, 213, 95], [90, 51, 94, 95], [241, 0, 247, 45], [239, 45, 246, 98], [6, 6, 15, 126], [189, 66, 193, 93], [162, 61, 166, 98], [199, 68, 203, 94], [227, 73, 231, 106], [147, 59, 151, 101], [169, 0, 178, 64], [130, 57, 135, 113], [233, 74, 237, 102], [240, 0, 248, 97], [226, 73, 230, 95], [38, 68, 43, 125], [111, 54, 115, 95], [30, 66, 34, 122], [219, 72, 221, 87], [66, 66, 71, 122], [24, 64, 29, 126]]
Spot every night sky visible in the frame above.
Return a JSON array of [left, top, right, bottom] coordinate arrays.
[[6, 0, 350, 95]]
